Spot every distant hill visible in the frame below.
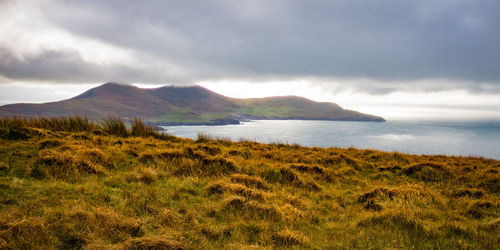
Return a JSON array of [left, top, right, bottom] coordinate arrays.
[[0, 82, 385, 124]]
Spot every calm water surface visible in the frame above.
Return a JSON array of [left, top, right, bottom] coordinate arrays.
[[161, 120, 500, 160]]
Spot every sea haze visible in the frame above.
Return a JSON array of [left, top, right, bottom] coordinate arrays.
[[162, 120, 500, 160]]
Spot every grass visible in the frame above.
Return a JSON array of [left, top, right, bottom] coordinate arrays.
[[238, 105, 292, 118], [156, 111, 231, 123], [0, 115, 174, 141], [0, 116, 499, 248]]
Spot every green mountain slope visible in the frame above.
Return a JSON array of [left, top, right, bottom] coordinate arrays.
[[0, 82, 385, 124]]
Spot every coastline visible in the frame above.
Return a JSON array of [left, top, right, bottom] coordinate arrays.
[[157, 116, 386, 126]]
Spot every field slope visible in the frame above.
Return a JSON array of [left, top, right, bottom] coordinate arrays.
[[0, 82, 385, 124], [0, 117, 499, 249]]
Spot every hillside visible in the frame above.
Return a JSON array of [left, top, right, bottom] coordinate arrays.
[[0, 82, 385, 124], [0, 116, 499, 249]]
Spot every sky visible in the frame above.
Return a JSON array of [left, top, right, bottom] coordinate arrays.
[[1, 0, 500, 120]]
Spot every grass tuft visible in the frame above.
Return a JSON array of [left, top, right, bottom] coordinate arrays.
[[452, 188, 484, 198], [403, 162, 452, 181], [465, 200, 496, 218], [230, 174, 269, 190], [121, 235, 185, 250], [102, 116, 127, 137], [358, 187, 398, 202], [223, 195, 246, 211], [206, 181, 267, 201], [272, 229, 308, 246]]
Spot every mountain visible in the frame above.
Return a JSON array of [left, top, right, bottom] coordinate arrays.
[[0, 82, 385, 124]]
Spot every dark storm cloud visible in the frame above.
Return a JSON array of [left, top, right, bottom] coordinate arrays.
[[1, 0, 500, 93], [0, 47, 173, 83]]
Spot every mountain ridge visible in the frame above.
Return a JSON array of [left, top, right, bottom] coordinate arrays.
[[0, 82, 385, 124]]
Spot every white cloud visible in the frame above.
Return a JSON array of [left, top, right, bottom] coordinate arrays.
[[0, 0, 133, 65], [0, 82, 100, 105]]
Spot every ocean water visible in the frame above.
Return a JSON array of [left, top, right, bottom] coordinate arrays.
[[161, 120, 500, 160]]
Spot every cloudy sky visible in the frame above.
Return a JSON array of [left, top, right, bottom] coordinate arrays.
[[1, 0, 500, 119]]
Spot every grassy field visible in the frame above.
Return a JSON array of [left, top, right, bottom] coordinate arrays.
[[0, 116, 499, 249]]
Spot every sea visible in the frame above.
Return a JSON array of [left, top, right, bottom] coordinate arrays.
[[161, 120, 500, 160]]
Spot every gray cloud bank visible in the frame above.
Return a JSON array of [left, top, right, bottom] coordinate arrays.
[[1, 0, 500, 94], [0, 47, 173, 83]]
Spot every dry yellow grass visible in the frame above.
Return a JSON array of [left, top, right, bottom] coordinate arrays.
[[0, 116, 499, 248]]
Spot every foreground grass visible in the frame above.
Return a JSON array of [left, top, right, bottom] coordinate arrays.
[[0, 117, 499, 249]]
